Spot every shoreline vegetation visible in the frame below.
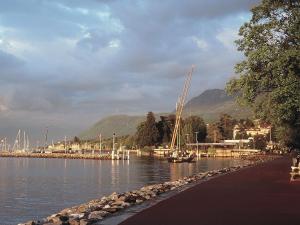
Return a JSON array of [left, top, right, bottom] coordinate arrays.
[[20, 155, 279, 225]]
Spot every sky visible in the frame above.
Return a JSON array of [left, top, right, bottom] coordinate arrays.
[[0, 0, 261, 146]]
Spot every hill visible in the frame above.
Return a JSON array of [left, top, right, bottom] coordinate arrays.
[[79, 89, 252, 140], [183, 89, 252, 122], [79, 115, 145, 140]]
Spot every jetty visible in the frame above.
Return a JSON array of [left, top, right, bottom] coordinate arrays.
[[120, 156, 300, 225], [0, 152, 127, 160]]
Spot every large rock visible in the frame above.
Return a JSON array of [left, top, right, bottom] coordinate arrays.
[[87, 210, 107, 220], [76, 205, 89, 214], [69, 213, 85, 220], [124, 195, 137, 203], [111, 200, 124, 206], [103, 207, 118, 213], [108, 192, 119, 201]]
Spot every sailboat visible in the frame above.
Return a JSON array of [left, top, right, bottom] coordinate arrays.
[[167, 113, 195, 163], [167, 66, 196, 163]]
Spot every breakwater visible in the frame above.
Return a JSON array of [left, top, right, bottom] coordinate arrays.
[[20, 155, 278, 225], [0, 152, 113, 160]]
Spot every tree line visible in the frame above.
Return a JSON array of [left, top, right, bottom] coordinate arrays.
[[72, 112, 271, 151], [133, 112, 266, 149], [226, 0, 300, 151], [135, 112, 207, 148]]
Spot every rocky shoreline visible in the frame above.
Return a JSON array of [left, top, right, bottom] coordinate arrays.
[[19, 155, 279, 225]]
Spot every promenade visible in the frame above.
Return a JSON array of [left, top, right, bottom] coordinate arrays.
[[120, 157, 300, 225]]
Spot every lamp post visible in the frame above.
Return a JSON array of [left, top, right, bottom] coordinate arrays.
[[185, 133, 190, 152], [195, 131, 199, 157], [64, 136, 67, 154], [112, 133, 116, 159], [99, 133, 102, 155]]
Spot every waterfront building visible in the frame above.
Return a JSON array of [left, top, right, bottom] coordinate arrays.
[[233, 120, 271, 139]]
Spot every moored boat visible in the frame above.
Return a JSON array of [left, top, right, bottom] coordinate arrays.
[[167, 151, 196, 163]]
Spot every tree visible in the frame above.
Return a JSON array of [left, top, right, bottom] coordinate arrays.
[[123, 135, 135, 149], [73, 136, 80, 143], [226, 0, 300, 149], [181, 116, 207, 145], [235, 130, 249, 140], [156, 115, 175, 144], [206, 123, 223, 143], [217, 114, 236, 140], [253, 135, 268, 150], [238, 118, 254, 129], [135, 112, 160, 147]]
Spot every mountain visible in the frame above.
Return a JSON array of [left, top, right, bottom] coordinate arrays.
[[79, 115, 145, 140], [79, 89, 252, 140], [183, 89, 252, 122]]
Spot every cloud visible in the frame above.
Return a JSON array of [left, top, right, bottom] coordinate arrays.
[[0, 97, 8, 112], [0, 49, 24, 69], [0, 0, 260, 143], [216, 28, 239, 50]]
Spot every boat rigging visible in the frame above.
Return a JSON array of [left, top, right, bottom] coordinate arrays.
[[167, 65, 196, 163]]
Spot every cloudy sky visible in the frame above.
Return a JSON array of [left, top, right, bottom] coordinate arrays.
[[0, 0, 260, 145]]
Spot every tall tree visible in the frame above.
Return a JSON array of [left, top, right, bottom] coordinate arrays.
[[181, 116, 207, 145], [73, 136, 80, 143], [156, 115, 175, 144], [135, 112, 160, 147], [206, 123, 223, 143], [217, 114, 236, 140], [226, 0, 300, 149]]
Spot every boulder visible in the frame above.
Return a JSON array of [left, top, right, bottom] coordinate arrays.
[[111, 200, 124, 206], [124, 195, 136, 203], [69, 213, 85, 220], [76, 205, 89, 214], [103, 207, 117, 213], [87, 210, 107, 220]]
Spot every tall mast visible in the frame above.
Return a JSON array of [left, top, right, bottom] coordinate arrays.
[[27, 134, 29, 151], [64, 136, 67, 154], [99, 133, 102, 154], [44, 127, 48, 152], [12, 129, 21, 151], [23, 131, 26, 151], [170, 65, 195, 152], [18, 129, 21, 150]]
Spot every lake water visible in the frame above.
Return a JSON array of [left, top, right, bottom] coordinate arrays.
[[0, 156, 246, 224]]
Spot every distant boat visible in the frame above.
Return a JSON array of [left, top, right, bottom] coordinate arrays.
[[167, 151, 195, 163]]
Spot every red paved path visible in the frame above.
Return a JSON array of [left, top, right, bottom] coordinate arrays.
[[120, 157, 300, 225]]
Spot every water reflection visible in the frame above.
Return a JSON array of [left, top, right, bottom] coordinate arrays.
[[0, 156, 246, 224]]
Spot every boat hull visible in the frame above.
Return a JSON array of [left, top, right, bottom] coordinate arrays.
[[167, 155, 195, 163]]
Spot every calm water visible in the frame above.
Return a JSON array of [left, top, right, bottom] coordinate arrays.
[[0, 156, 246, 224]]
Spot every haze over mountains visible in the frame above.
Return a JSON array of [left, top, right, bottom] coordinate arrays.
[[79, 89, 252, 140]]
